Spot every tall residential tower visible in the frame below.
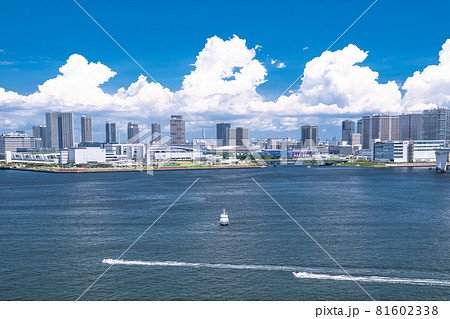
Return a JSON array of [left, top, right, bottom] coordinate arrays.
[[170, 115, 185, 145], [81, 115, 93, 144], [105, 122, 117, 144], [45, 112, 74, 150]]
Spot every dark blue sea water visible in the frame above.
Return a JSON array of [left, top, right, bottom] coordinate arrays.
[[0, 166, 449, 301]]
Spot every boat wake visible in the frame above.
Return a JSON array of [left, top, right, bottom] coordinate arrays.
[[102, 259, 450, 287]]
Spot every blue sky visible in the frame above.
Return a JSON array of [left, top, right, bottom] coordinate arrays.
[[1, 0, 450, 142]]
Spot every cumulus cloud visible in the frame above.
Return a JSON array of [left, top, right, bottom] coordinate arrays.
[[288, 44, 402, 115], [177, 35, 267, 115], [402, 39, 450, 111], [0, 35, 449, 135]]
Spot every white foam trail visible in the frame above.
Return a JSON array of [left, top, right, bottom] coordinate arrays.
[[102, 259, 450, 287], [292, 272, 450, 287]]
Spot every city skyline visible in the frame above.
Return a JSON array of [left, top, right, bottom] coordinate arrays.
[[12, 106, 450, 146]]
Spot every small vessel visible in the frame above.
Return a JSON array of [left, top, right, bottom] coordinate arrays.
[[307, 165, 311, 168], [219, 209, 229, 226]]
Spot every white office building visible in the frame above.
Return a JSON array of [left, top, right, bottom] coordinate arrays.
[[68, 147, 106, 164], [409, 140, 446, 162], [373, 141, 409, 162]]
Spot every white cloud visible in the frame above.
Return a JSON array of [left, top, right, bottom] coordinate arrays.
[[402, 39, 450, 111], [27, 54, 116, 108], [303, 46, 309, 51], [270, 58, 286, 69], [270, 44, 402, 118], [1, 36, 449, 135], [177, 35, 267, 115], [0, 61, 15, 65]]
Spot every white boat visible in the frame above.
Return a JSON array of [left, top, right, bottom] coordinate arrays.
[[219, 209, 229, 226]]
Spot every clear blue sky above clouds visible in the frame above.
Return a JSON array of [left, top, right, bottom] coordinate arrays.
[[1, 0, 449, 141]]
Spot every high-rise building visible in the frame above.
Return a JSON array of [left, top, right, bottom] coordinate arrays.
[[32, 125, 47, 148], [342, 120, 355, 143], [301, 125, 318, 148], [230, 127, 249, 147], [170, 115, 185, 145], [58, 112, 74, 149], [360, 116, 371, 149], [371, 114, 399, 142], [151, 123, 161, 144], [127, 122, 140, 143], [359, 114, 399, 149], [216, 123, 231, 147], [357, 119, 363, 134], [46, 112, 59, 149], [81, 115, 93, 144], [421, 107, 450, 140], [45, 112, 74, 150], [105, 122, 117, 144], [399, 113, 422, 141]]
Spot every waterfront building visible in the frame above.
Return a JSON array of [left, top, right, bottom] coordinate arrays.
[[399, 113, 422, 141], [105, 143, 146, 161], [421, 107, 450, 140], [170, 115, 185, 145], [45, 112, 74, 150], [342, 120, 355, 143], [373, 141, 409, 162], [68, 147, 106, 164], [0, 132, 36, 154], [372, 140, 446, 163], [409, 140, 446, 162], [301, 125, 318, 148], [328, 145, 355, 155], [80, 115, 93, 144], [4, 151, 60, 164], [216, 123, 231, 147], [230, 127, 249, 147], [127, 122, 140, 143], [151, 123, 162, 144], [105, 122, 117, 144], [147, 145, 201, 162]]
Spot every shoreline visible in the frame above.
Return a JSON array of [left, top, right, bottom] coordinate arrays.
[[334, 162, 436, 168], [0, 164, 267, 173], [0, 162, 439, 173]]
